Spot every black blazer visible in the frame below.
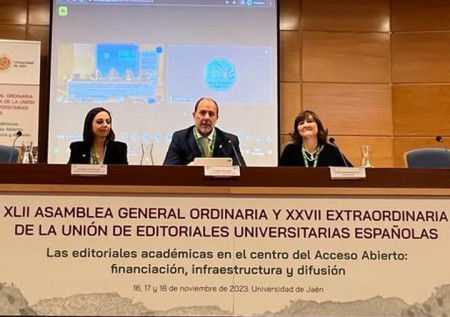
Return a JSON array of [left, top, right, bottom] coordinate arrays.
[[279, 142, 352, 167], [163, 126, 246, 166], [68, 141, 128, 164]]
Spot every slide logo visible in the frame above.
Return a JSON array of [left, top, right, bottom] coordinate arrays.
[[204, 58, 236, 91]]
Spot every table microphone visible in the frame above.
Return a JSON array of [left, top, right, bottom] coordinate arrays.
[[328, 137, 348, 167], [436, 136, 447, 151], [8, 130, 23, 163], [435, 136, 450, 166], [436, 136, 445, 145], [228, 139, 242, 167]]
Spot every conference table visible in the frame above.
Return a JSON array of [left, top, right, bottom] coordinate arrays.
[[1, 164, 449, 316], [1, 164, 449, 195]]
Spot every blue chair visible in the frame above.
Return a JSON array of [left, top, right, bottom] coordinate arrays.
[[0, 145, 21, 163], [404, 148, 450, 168]]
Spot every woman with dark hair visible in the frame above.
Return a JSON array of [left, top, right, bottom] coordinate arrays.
[[68, 107, 128, 164], [279, 110, 352, 167]]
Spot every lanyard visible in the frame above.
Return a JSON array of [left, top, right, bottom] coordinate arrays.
[[301, 145, 322, 168], [90, 143, 107, 164]]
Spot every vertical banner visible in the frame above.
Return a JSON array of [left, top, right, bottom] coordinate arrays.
[[0, 39, 41, 160]]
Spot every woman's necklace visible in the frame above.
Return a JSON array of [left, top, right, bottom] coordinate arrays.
[[301, 145, 322, 167]]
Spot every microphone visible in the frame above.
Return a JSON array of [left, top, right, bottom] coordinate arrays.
[[435, 136, 450, 166], [227, 139, 242, 167], [8, 130, 23, 163], [328, 137, 349, 167]]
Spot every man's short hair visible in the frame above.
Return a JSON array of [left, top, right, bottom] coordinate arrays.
[[194, 97, 219, 115]]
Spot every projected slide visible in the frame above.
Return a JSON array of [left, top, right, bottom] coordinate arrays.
[[48, 0, 278, 166], [167, 45, 273, 105], [57, 43, 164, 104]]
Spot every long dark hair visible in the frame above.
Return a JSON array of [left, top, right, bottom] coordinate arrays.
[[82, 107, 115, 143], [290, 110, 328, 145]]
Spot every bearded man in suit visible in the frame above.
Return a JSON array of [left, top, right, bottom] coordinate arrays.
[[163, 97, 246, 166]]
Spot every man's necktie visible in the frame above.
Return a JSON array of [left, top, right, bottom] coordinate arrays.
[[201, 137, 211, 157]]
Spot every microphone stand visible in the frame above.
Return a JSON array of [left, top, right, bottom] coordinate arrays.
[[228, 140, 242, 167], [328, 137, 349, 167], [8, 131, 23, 163], [435, 136, 450, 167]]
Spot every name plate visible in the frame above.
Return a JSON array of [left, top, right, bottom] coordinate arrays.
[[329, 167, 366, 180], [71, 164, 108, 176], [204, 166, 240, 178]]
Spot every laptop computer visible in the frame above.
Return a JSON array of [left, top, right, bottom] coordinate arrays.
[[189, 157, 233, 167]]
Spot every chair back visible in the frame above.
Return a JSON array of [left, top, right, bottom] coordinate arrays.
[[0, 145, 20, 163], [404, 148, 450, 168]]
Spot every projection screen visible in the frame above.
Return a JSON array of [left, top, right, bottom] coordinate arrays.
[[48, 0, 279, 166]]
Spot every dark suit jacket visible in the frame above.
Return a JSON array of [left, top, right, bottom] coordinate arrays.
[[68, 141, 128, 164], [163, 126, 246, 166]]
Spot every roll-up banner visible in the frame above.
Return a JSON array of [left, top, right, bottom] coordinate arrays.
[[0, 39, 41, 161]]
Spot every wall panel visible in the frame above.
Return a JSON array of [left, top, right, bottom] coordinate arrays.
[[303, 83, 392, 136], [280, 83, 301, 135], [29, 0, 51, 26], [391, 0, 450, 31], [280, 30, 301, 83], [279, 0, 301, 31], [392, 85, 450, 135], [0, 0, 27, 24], [392, 33, 450, 83], [0, 25, 26, 39], [302, 32, 390, 83], [302, 0, 390, 32]]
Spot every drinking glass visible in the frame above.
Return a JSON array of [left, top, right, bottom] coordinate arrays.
[[361, 145, 373, 168]]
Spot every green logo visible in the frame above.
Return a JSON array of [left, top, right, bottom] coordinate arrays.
[[58, 6, 68, 16]]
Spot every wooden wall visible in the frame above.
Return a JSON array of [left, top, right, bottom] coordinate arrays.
[[281, 0, 450, 167], [1, 0, 449, 166]]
